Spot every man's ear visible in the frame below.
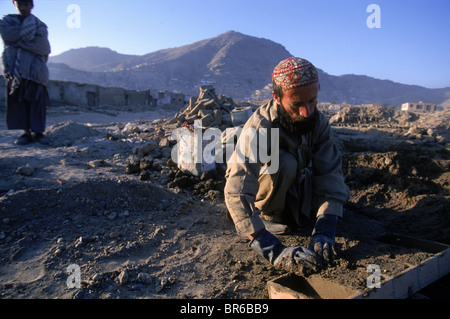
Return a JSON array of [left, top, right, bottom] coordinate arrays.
[[272, 91, 281, 105]]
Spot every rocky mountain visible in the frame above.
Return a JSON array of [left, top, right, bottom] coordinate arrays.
[[49, 47, 138, 72], [317, 72, 450, 107], [48, 31, 450, 107]]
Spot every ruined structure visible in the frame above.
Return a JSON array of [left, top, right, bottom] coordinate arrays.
[[0, 77, 185, 110], [401, 101, 438, 113], [47, 80, 186, 109]]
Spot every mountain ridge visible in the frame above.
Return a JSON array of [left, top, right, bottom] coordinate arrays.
[[48, 31, 450, 106], [49, 46, 139, 72]]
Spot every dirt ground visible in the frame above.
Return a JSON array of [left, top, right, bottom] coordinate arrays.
[[0, 104, 449, 299]]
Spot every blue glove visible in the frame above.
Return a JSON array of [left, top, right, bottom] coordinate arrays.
[[250, 229, 323, 275], [309, 214, 339, 265]]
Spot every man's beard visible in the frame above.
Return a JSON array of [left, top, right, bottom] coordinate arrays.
[[277, 103, 318, 136]]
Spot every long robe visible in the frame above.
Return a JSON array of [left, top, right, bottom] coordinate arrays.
[[6, 78, 49, 133], [0, 13, 51, 132]]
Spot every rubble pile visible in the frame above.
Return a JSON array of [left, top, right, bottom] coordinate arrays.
[[331, 106, 449, 150], [330, 105, 395, 125], [168, 85, 238, 129], [120, 85, 256, 199], [331, 105, 449, 131], [402, 108, 450, 134], [119, 89, 449, 203]]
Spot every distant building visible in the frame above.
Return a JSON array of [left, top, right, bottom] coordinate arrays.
[[401, 101, 437, 113], [46, 80, 160, 108], [328, 104, 345, 113], [157, 91, 185, 107], [317, 102, 347, 115]]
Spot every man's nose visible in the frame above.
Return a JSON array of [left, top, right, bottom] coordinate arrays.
[[299, 104, 314, 118]]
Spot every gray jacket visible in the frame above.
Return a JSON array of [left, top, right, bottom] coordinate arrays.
[[0, 14, 51, 87], [224, 99, 350, 237]]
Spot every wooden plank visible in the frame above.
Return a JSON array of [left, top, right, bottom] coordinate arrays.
[[353, 247, 450, 299], [376, 233, 450, 254], [267, 275, 315, 299], [267, 273, 360, 299], [268, 234, 450, 299]]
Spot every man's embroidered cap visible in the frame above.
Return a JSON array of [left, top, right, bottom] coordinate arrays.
[[272, 57, 319, 91]]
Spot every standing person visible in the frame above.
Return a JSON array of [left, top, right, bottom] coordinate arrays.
[[0, 0, 51, 145], [224, 57, 350, 275]]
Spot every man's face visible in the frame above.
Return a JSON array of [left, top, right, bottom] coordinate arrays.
[[273, 82, 319, 135], [273, 82, 319, 122], [14, 1, 33, 16]]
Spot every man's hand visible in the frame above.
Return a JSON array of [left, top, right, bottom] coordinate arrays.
[[272, 245, 324, 276], [309, 214, 339, 265], [309, 234, 337, 265], [250, 229, 323, 276]]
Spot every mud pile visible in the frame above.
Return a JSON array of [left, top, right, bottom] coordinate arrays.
[[45, 121, 99, 147], [342, 150, 449, 243], [332, 106, 450, 246]]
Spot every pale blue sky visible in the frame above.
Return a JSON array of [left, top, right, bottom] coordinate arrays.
[[1, 0, 449, 88]]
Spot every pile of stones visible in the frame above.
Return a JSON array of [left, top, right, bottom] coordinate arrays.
[[167, 85, 239, 129], [123, 85, 258, 199]]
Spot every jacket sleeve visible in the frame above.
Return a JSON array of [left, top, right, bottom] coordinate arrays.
[[17, 24, 50, 57], [224, 120, 267, 237], [311, 113, 349, 218], [0, 16, 22, 44]]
